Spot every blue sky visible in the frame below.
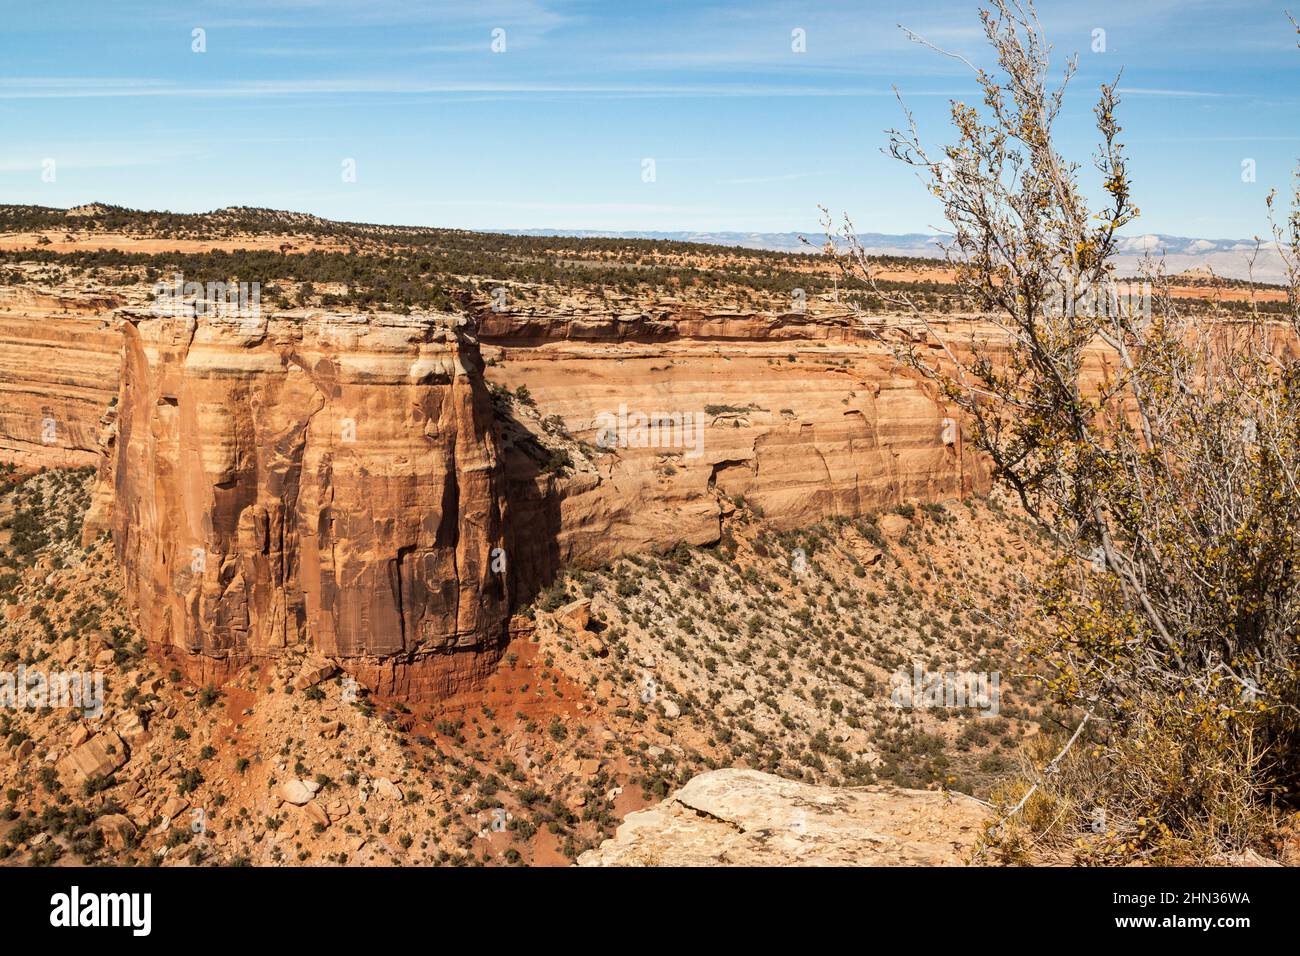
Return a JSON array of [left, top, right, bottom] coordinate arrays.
[[0, 0, 1297, 237]]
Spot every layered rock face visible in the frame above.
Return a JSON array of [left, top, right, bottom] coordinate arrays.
[[0, 289, 993, 698], [482, 313, 988, 579], [0, 288, 121, 468], [108, 309, 510, 698]]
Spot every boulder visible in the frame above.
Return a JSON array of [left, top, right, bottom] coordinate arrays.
[[114, 710, 149, 745], [56, 731, 127, 785], [302, 801, 331, 828], [373, 778, 403, 801], [96, 814, 137, 850], [292, 656, 338, 691], [878, 514, 913, 538], [555, 598, 591, 633], [1211, 848, 1282, 868], [116, 780, 142, 802], [159, 795, 189, 820], [280, 779, 314, 806]]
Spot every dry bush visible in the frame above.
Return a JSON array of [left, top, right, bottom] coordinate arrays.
[[831, 0, 1300, 863]]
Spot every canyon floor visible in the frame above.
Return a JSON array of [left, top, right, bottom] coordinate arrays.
[[0, 466, 1056, 866]]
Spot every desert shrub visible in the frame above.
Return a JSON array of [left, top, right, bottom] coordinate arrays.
[[833, 0, 1300, 862]]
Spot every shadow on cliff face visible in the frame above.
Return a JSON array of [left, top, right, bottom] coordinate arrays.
[[492, 395, 566, 609]]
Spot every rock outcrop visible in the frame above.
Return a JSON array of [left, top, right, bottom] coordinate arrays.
[[108, 308, 511, 698], [576, 769, 989, 866]]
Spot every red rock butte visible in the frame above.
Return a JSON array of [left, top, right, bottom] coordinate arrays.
[[98, 308, 511, 700]]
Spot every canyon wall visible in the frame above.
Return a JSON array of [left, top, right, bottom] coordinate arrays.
[[0, 288, 121, 468], [108, 309, 511, 698], [0, 290, 986, 696], [478, 309, 986, 581]]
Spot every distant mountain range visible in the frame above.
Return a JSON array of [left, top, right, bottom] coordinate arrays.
[[501, 228, 1291, 283]]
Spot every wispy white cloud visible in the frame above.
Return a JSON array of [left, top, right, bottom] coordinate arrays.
[[1116, 87, 1228, 98], [0, 76, 980, 100], [1135, 135, 1300, 143], [144, 0, 575, 31], [0, 146, 202, 174], [717, 170, 828, 185]]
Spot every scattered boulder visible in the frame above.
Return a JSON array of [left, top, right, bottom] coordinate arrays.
[[56, 730, 127, 785], [114, 710, 149, 745], [1212, 848, 1282, 868], [159, 795, 189, 820], [115, 780, 142, 802], [555, 598, 592, 633], [302, 801, 331, 828], [373, 778, 403, 801], [878, 514, 912, 538], [280, 779, 315, 805], [292, 656, 338, 691], [96, 814, 137, 850], [857, 546, 883, 567]]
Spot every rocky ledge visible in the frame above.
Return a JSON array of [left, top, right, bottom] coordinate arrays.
[[576, 768, 989, 866]]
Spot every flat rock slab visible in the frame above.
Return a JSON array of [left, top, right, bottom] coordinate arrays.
[[577, 768, 989, 867], [56, 730, 127, 785]]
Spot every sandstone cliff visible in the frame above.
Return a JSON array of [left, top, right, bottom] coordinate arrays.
[[0, 286, 990, 697], [0, 287, 121, 468], [482, 312, 987, 579], [108, 308, 511, 698]]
